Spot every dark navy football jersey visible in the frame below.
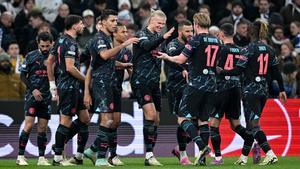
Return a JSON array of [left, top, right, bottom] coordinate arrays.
[[90, 31, 115, 83], [182, 33, 222, 92], [20, 50, 51, 99], [112, 48, 133, 92], [217, 43, 241, 92], [237, 41, 278, 96], [166, 38, 187, 94], [131, 27, 165, 86], [55, 34, 81, 90]]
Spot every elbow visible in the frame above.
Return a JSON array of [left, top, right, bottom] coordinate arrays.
[[99, 53, 109, 60], [66, 65, 73, 73]]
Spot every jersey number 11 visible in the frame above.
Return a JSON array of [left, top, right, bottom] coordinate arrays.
[[257, 53, 269, 75]]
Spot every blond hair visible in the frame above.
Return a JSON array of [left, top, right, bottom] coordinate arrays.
[[193, 12, 211, 29]]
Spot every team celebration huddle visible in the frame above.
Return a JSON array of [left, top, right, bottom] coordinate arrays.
[[15, 7, 287, 167]]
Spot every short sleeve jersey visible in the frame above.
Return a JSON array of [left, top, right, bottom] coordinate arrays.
[[166, 38, 187, 94], [90, 31, 115, 83], [20, 50, 51, 99], [55, 34, 81, 90], [181, 33, 222, 92], [216, 43, 241, 91], [237, 41, 278, 96]]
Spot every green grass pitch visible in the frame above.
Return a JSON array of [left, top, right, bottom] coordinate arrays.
[[1, 157, 300, 169]]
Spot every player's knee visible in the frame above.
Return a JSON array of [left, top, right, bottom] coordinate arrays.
[[111, 120, 121, 129], [37, 125, 47, 133], [24, 123, 34, 132], [79, 110, 91, 124], [144, 110, 156, 121]]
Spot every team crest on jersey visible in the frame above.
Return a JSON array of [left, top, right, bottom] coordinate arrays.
[[71, 108, 76, 114], [239, 55, 248, 61], [124, 54, 128, 61], [109, 103, 114, 110], [144, 95, 151, 101], [70, 45, 76, 52], [28, 107, 36, 114], [185, 44, 192, 50]]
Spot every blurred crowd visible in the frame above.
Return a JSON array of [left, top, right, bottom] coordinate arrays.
[[0, 0, 300, 100]]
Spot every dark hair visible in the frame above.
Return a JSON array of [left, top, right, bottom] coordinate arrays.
[[232, 0, 244, 9], [178, 20, 192, 29], [28, 9, 44, 20], [95, 0, 106, 5], [100, 9, 118, 21], [38, 22, 50, 30], [249, 20, 269, 41], [64, 15, 82, 30], [139, 3, 151, 12], [237, 19, 250, 26], [220, 23, 234, 36], [8, 41, 19, 48], [37, 32, 53, 42], [126, 23, 138, 31], [115, 22, 125, 32], [173, 8, 187, 17], [198, 4, 210, 12]]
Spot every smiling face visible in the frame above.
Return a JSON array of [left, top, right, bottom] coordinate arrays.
[[149, 15, 166, 33]]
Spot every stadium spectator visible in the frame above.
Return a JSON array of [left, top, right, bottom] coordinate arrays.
[[14, 0, 35, 38], [78, 9, 96, 49], [279, 42, 299, 69], [35, 0, 62, 23], [26, 22, 54, 53], [118, 0, 134, 26], [0, 52, 25, 100], [233, 19, 250, 47], [219, 0, 250, 32], [252, 0, 284, 24], [167, 8, 187, 40], [271, 25, 289, 54], [0, 11, 15, 51], [1, 0, 22, 18], [19, 10, 45, 54], [280, 0, 300, 26], [118, 10, 134, 26], [63, 0, 83, 15], [169, 0, 196, 26], [281, 62, 298, 98], [135, 2, 151, 28], [90, 0, 107, 19], [6, 41, 23, 74], [52, 3, 70, 34], [198, 4, 211, 17], [118, 0, 131, 11], [146, 0, 160, 10], [290, 21, 300, 53]]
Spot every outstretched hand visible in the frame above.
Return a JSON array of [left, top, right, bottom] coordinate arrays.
[[122, 37, 140, 47], [163, 27, 175, 39]]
